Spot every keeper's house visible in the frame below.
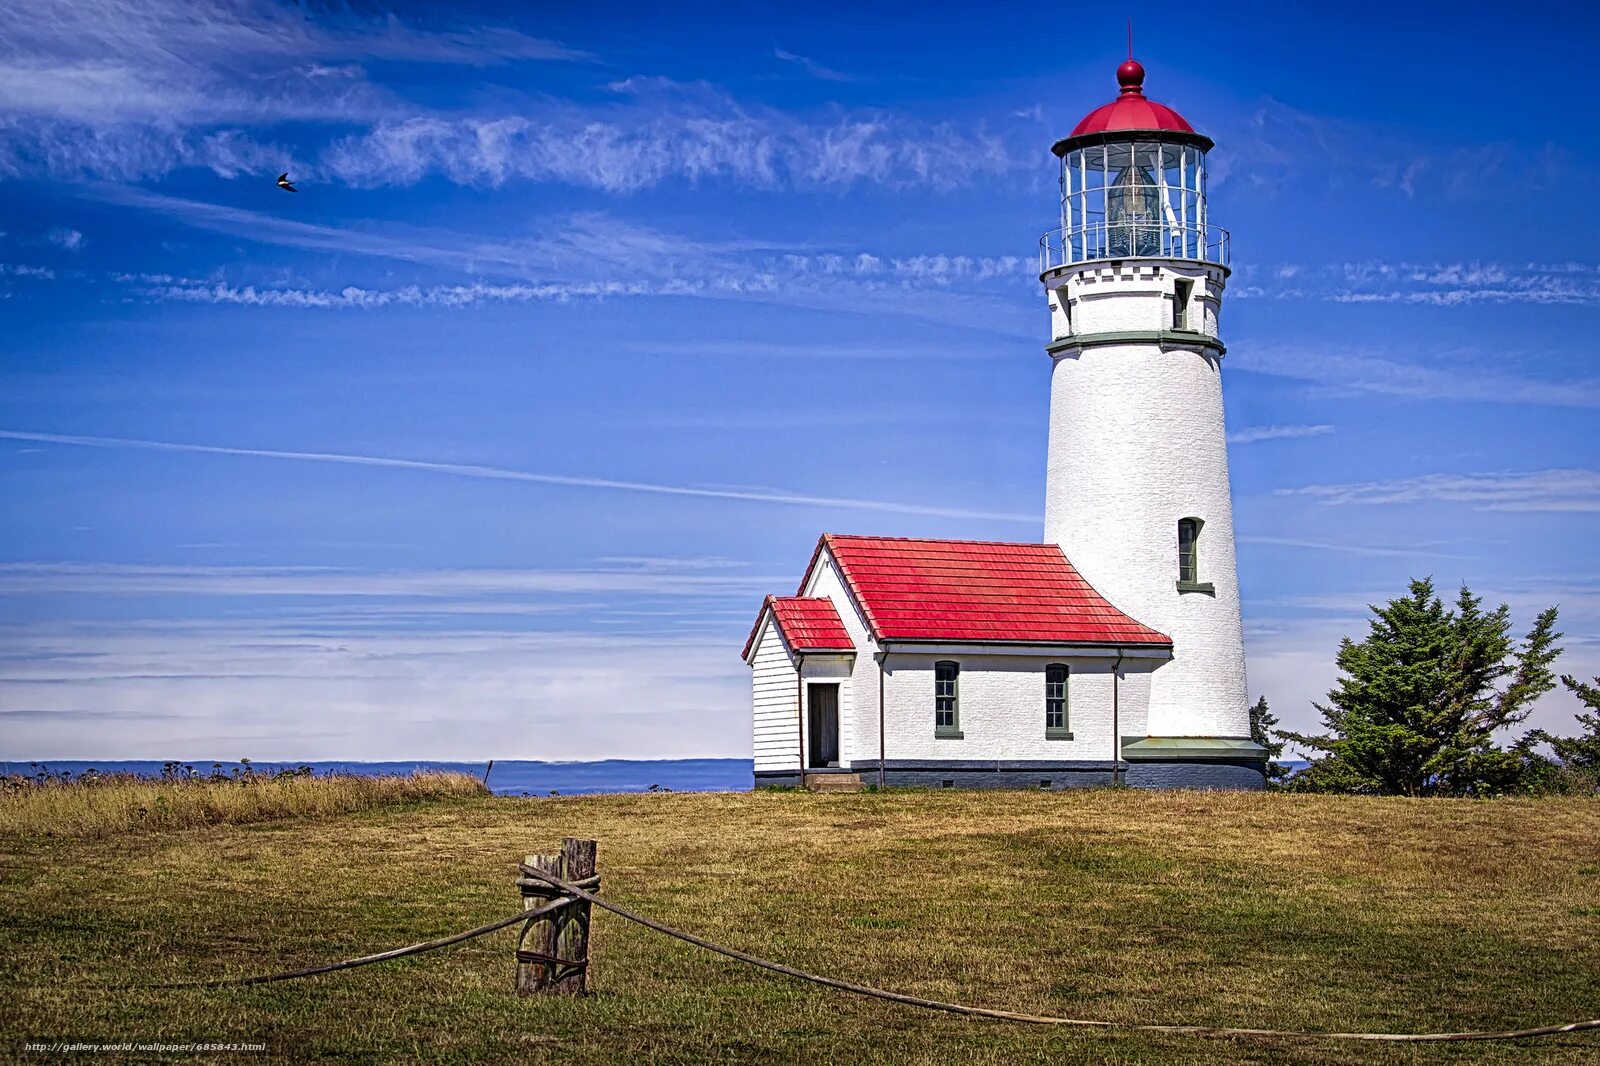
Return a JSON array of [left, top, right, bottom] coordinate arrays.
[[742, 56, 1270, 791], [744, 534, 1260, 791]]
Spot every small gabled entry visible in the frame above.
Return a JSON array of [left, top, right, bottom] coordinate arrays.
[[806, 683, 840, 768]]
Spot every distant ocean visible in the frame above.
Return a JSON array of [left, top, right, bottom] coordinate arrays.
[[5, 758, 1307, 794], [1, 759, 754, 797]]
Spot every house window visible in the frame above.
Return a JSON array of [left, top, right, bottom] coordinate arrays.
[[1177, 517, 1213, 593], [1045, 663, 1070, 739], [934, 660, 961, 737], [1173, 278, 1193, 330]]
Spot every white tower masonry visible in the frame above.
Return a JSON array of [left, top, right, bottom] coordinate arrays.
[[1040, 58, 1250, 743]]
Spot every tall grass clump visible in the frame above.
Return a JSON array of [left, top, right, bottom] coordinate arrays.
[[0, 761, 489, 839]]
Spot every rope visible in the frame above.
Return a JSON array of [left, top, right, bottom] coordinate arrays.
[[516, 865, 1600, 1045], [131, 896, 579, 990]]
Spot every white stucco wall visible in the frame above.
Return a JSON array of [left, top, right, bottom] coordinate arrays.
[[749, 618, 799, 773], [1047, 260, 1222, 340], [879, 649, 1163, 762], [1041, 258, 1250, 739]]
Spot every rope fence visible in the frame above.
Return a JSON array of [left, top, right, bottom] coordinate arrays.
[[115, 838, 1600, 1046]]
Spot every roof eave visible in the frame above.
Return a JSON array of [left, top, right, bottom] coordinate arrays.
[[1051, 128, 1214, 157], [877, 637, 1173, 650], [740, 595, 778, 665]]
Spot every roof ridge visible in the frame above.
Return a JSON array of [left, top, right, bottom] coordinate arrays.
[[823, 532, 1058, 550]]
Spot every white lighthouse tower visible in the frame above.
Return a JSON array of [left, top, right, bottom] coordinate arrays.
[[1040, 57, 1252, 757], [742, 55, 1267, 793]]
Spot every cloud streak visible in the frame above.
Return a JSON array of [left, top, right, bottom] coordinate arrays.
[[1228, 424, 1334, 445], [1235, 260, 1600, 307], [1279, 468, 1600, 512], [1237, 535, 1472, 560], [0, 429, 1037, 523], [0, 561, 779, 599], [1230, 344, 1600, 410], [773, 47, 855, 83]]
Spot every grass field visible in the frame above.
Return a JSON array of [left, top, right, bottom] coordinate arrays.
[[2, 788, 1598, 1064], [0, 768, 488, 838]]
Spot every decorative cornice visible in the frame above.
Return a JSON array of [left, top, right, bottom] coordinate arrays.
[[1045, 330, 1226, 356]]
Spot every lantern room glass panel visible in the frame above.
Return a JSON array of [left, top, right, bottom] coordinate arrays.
[[1060, 139, 1211, 263]]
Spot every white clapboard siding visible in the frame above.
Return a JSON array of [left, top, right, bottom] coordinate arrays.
[[750, 618, 799, 772]]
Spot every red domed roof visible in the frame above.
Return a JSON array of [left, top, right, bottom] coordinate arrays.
[[1053, 58, 1212, 156]]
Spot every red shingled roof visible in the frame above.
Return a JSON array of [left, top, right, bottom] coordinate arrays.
[[741, 595, 854, 661], [803, 534, 1170, 646]]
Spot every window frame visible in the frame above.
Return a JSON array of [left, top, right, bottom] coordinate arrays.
[[933, 660, 963, 738], [1176, 516, 1215, 594], [1173, 278, 1195, 331], [1044, 663, 1072, 740]]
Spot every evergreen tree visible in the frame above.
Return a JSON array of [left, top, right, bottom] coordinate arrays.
[[1247, 695, 1289, 785], [1527, 675, 1600, 791], [1280, 578, 1562, 797]]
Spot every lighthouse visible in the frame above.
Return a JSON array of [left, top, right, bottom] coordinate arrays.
[[743, 56, 1266, 792], [1040, 57, 1250, 749]]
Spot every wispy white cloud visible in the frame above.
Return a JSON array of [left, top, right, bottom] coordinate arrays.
[[0, 561, 778, 599], [773, 47, 855, 83], [1234, 260, 1600, 307], [620, 340, 1007, 362], [0, 429, 1037, 523], [1, 0, 1024, 190], [139, 278, 710, 309], [316, 102, 1021, 193], [0, 0, 586, 117], [1213, 96, 1572, 208], [1230, 344, 1600, 410], [1227, 423, 1334, 445], [43, 227, 84, 251], [1278, 468, 1600, 512], [1237, 535, 1471, 560], [0, 620, 747, 760], [0, 263, 55, 279], [0, 2, 599, 185], [64, 187, 1034, 332], [82, 187, 1031, 323]]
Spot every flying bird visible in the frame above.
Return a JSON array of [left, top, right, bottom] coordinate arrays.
[[276, 173, 298, 192]]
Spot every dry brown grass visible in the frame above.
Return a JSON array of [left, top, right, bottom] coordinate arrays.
[[0, 769, 488, 838], [1, 788, 1597, 1064]]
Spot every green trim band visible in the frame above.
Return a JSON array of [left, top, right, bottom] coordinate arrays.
[[1120, 736, 1268, 763], [1045, 330, 1226, 357], [1176, 580, 1216, 595]]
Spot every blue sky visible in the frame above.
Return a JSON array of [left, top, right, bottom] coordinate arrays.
[[2, 0, 1598, 760]]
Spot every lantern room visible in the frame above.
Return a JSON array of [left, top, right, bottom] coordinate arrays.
[[1042, 59, 1227, 270]]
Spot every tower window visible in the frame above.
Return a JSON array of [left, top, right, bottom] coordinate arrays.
[[1177, 518, 1214, 593], [1045, 663, 1071, 739], [1178, 518, 1200, 582], [934, 660, 961, 737], [1173, 279, 1194, 330]]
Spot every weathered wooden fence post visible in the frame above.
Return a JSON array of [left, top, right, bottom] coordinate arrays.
[[516, 837, 598, 996]]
